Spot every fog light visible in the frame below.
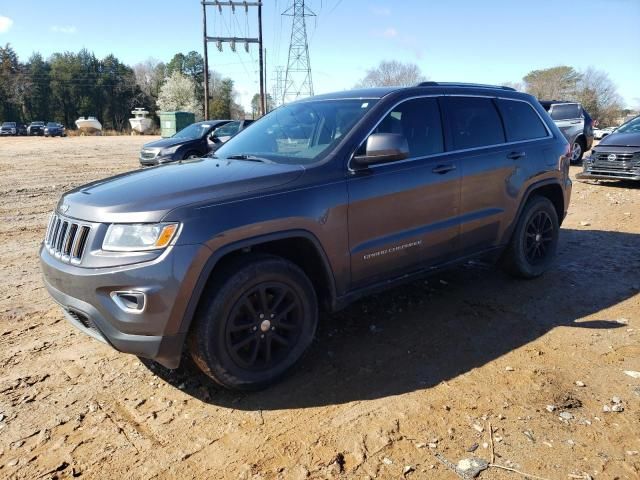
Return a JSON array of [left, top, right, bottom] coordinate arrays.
[[110, 291, 146, 313]]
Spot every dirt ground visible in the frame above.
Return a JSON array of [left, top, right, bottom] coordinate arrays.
[[0, 136, 638, 480]]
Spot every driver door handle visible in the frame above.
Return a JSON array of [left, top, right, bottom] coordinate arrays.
[[432, 164, 457, 174], [507, 151, 526, 160]]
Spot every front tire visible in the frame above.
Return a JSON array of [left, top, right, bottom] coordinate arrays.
[[189, 254, 318, 390], [501, 196, 559, 279], [571, 138, 585, 163], [184, 152, 201, 160]]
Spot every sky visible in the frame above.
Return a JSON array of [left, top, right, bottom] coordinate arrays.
[[1, 0, 639, 111]]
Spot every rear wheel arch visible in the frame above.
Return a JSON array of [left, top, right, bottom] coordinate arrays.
[[180, 231, 337, 339]]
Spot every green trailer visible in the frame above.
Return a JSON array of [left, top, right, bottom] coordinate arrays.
[[158, 111, 195, 138]]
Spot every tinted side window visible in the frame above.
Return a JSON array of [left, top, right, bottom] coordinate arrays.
[[214, 121, 240, 137], [373, 97, 444, 157], [446, 97, 505, 150], [497, 99, 548, 142], [549, 104, 581, 120]]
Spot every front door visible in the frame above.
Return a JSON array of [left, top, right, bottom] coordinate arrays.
[[347, 97, 461, 287]]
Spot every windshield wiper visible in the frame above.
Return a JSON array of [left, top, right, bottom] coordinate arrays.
[[226, 154, 273, 163]]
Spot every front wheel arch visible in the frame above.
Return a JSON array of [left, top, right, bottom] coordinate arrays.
[[178, 230, 337, 344]]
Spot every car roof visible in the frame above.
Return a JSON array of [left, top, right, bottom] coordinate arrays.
[[297, 82, 532, 103], [539, 100, 580, 106], [194, 120, 231, 126]]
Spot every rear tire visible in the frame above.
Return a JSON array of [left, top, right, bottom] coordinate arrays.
[[189, 254, 318, 391], [501, 196, 559, 279]]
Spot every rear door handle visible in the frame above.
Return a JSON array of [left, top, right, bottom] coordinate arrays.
[[507, 151, 526, 160], [432, 164, 457, 174]]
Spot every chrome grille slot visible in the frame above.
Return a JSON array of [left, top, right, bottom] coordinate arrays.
[[63, 223, 78, 255], [44, 212, 92, 263], [73, 226, 90, 259], [56, 221, 68, 251]]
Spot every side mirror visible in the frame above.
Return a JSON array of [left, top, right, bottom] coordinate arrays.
[[209, 134, 222, 144], [352, 133, 409, 168]]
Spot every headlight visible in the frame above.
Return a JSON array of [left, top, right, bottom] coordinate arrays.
[[103, 223, 179, 252], [161, 145, 180, 156]]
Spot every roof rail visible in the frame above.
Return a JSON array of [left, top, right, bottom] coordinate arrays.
[[415, 81, 516, 91]]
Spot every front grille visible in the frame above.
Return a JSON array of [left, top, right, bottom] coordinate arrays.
[[141, 149, 158, 160], [44, 213, 91, 263], [590, 151, 640, 173]]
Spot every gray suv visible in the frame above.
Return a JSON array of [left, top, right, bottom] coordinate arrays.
[[40, 82, 572, 390], [540, 101, 594, 163]]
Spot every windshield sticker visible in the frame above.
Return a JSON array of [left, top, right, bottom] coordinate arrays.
[[361, 103, 369, 109]]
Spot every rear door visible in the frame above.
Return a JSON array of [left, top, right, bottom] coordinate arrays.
[[446, 96, 547, 255], [347, 96, 461, 286]]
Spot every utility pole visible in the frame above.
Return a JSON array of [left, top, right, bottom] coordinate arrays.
[[282, 0, 315, 104], [202, 1, 209, 119], [257, 3, 265, 116], [201, 1, 264, 117], [263, 48, 267, 113]]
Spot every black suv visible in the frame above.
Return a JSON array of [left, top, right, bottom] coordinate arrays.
[[40, 83, 572, 390], [139, 119, 254, 167], [27, 121, 46, 136]]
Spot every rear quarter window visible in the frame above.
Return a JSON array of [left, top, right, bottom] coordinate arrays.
[[445, 97, 505, 150], [497, 99, 548, 142]]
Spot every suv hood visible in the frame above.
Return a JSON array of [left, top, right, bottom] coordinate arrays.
[[597, 132, 640, 148], [142, 137, 198, 150], [59, 159, 305, 223]]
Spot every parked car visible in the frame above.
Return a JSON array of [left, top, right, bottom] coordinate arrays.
[[540, 101, 593, 163], [40, 82, 572, 390], [0, 121, 17, 136], [594, 126, 616, 140], [27, 121, 46, 136], [138, 120, 254, 167], [578, 115, 640, 181], [17, 123, 28, 135], [44, 122, 66, 137]]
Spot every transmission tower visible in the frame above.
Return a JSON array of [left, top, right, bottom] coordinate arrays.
[[282, 0, 314, 104], [271, 66, 285, 108]]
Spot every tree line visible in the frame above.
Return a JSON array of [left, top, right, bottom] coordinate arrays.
[[0, 44, 247, 130], [357, 61, 632, 126]]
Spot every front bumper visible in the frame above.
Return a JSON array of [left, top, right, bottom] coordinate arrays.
[[576, 171, 640, 181], [577, 156, 640, 181], [139, 154, 175, 167], [39, 243, 208, 368]]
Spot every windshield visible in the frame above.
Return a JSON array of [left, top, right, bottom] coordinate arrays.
[[2, 122, 16, 127], [214, 99, 378, 165], [47, 122, 58, 127], [31, 121, 44, 126], [616, 116, 640, 134], [172, 123, 213, 140]]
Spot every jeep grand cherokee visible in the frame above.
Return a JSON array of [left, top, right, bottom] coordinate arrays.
[[40, 82, 572, 390]]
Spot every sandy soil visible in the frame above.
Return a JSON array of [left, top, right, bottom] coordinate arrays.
[[0, 136, 638, 480]]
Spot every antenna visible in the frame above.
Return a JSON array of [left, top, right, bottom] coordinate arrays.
[[282, 0, 314, 104]]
